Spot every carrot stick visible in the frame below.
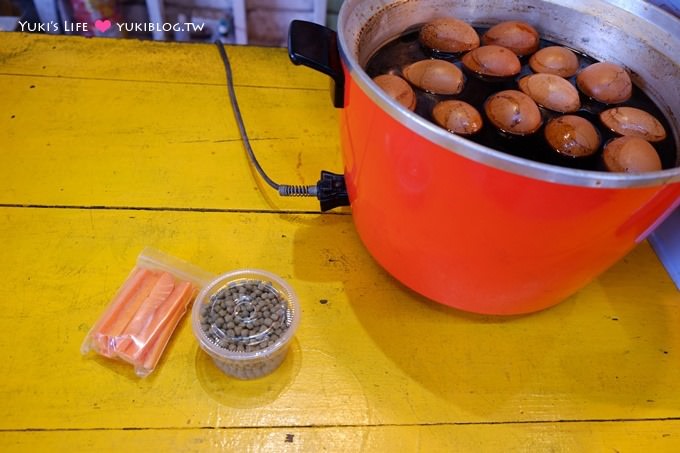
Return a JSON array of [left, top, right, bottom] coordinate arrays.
[[135, 282, 193, 357], [139, 281, 195, 372], [96, 270, 160, 355], [125, 279, 194, 360], [115, 271, 175, 355], [83, 267, 149, 357]]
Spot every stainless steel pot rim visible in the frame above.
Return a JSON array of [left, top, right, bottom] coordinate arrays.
[[336, 1, 680, 188]]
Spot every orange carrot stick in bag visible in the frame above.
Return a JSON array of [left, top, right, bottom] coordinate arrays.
[[82, 247, 212, 377], [139, 281, 195, 374], [122, 279, 194, 361], [81, 267, 150, 357], [96, 270, 160, 355], [115, 272, 175, 357]]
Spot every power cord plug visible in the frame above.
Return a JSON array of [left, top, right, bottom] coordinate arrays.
[[277, 170, 349, 212]]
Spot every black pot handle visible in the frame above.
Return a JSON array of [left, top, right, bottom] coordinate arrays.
[[288, 20, 345, 108]]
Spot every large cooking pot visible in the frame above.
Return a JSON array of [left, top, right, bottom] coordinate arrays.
[[288, 0, 680, 315]]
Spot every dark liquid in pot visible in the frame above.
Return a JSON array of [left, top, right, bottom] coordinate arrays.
[[364, 28, 677, 171]]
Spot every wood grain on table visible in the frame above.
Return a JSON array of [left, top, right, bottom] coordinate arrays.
[[1, 32, 679, 451]]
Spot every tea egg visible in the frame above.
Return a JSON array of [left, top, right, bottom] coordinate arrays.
[[529, 46, 580, 78], [461, 45, 522, 78], [419, 17, 480, 54], [599, 106, 667, 142], [518, 73, 581, 113], [481, 21, 540, 56], [544, 115, 600, 157], [484, 90, 543, 135], [403, 59, 465, 95], [576, 62, 632, 104], [432, 100, 483, 135], [602, 136, 662, 173], [373, 74, 417, 111]]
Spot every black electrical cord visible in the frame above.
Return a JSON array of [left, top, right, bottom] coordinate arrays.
[[215, 40, 317, 197]]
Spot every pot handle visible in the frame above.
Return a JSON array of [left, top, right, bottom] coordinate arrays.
[[288, 20, 345, 108]]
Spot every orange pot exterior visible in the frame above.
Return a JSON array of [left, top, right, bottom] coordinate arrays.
[[340, 74, 680, 315]]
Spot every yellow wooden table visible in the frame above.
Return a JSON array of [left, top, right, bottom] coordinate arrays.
[[1, 32, 679, 451]]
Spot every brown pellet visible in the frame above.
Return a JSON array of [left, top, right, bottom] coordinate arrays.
[[201, 279, 292, 354]]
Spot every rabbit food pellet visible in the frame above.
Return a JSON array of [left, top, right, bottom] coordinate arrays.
[[198, 279, 293, 379]]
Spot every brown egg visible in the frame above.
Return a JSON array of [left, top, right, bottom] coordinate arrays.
[[603, 136, 662, 172], [529, 46, 580, 78], [599, 107, 667, 142], [518, 73, 581, 113], [461, 45, 522, 78], [481, 21, 540, 56], [484, 90, 543, 135], [373, 74, 416, 111], [403, 59, 465, 95], [432, 100, 483, 135], [576, 62, 632, 104], [544, 115, 600, 157], [419, 17, 480, 54]]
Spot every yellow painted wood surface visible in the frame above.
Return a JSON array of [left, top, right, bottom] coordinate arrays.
[[0, 33, 341, 212], [1, 32, 679, 451], [2, 421, 680, 452]]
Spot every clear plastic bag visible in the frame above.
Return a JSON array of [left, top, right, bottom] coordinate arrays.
[[81, 248, 214, 377]]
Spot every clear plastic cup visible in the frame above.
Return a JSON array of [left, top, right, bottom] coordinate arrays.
[[192, 269, 300, 379]]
